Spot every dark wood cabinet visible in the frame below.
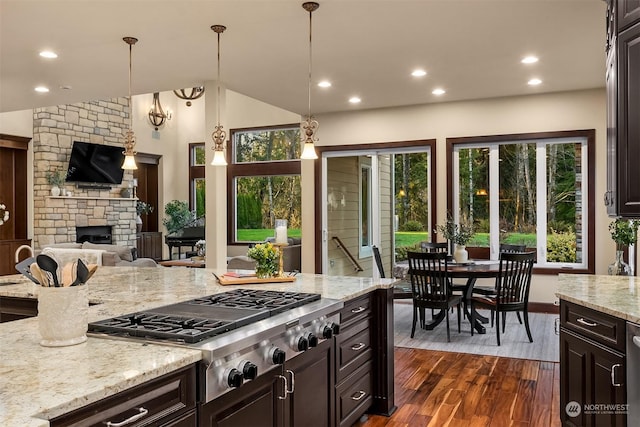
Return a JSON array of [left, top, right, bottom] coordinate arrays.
[[51, 364, 197, 427], [559, 301, 627, 427], [136, 231, 163, 261], [606, 0, 640, 217]]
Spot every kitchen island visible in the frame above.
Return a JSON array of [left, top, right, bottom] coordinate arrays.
[[0, 267, 396, 426], [556, 273, 640, 427]]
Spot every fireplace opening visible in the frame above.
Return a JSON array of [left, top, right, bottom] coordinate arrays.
[[76, 226, 112, 244]]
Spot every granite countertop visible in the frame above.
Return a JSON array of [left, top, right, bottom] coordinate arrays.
[[0, 267, 394, 426], [556, 273, 640, 323]]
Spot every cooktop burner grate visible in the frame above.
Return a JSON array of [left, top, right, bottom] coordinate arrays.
[[187, 289, 321, 314]]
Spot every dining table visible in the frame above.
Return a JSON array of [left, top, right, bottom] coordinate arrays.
[[393, 259, 501, 334]]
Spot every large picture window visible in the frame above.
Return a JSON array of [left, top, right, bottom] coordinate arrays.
[[189, 143, 206, 217], [448, 130, 595, 273], [228, 124, 302, 244]]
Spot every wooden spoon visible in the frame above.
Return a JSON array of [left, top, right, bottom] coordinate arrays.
[[85, 264, 98, 281], [62, 261, 75, 287], [29, 263, 47, 286]]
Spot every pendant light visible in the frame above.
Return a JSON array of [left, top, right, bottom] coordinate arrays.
[[210, 25, 228, 166], [173, 87, 205, 106], [148, 92, 168, 130], [300, 2, 320, 160], [122, 36, 138, 170]]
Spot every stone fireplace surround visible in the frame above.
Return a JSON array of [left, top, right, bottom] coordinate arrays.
[[33, 98, 137, 250]]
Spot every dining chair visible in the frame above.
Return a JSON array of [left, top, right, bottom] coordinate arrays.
[[470, 251, 535, 345], [472, 243, 527, 296], [407, 251, 462, 341], [420, 241, 448, 253], [373, 245, 412, 299]]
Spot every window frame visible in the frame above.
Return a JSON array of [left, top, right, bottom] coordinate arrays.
[[188, 142, 205, 214], [227, 123, 302, 245], [446, 129, 596, 274], [359, 158, 373, 258]]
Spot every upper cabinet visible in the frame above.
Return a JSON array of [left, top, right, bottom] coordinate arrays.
[[606, 0, 640, 217]]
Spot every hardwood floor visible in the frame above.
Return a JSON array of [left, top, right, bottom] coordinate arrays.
[[358, 348, 561, 427]]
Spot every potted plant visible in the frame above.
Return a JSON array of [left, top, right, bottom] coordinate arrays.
[[608, 218, 638, 275], [247, 242, 279, 278], [436, 215, 474, 263], [136, 201, 154, 233], [45, 170, 66, 196], [163, 200, 194, 234]]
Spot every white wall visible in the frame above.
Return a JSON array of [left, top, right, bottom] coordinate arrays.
[[313, 88, 608, 303]]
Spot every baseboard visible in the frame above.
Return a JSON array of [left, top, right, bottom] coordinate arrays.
[[528, 302, 559, 314]]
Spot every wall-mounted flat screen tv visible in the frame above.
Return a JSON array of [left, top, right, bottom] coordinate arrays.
[[66, 141, 125, 185]]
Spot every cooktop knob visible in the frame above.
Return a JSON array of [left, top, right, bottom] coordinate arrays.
[[322, 324, 333, 339], [226, 368, 243, 388], [294, 336, 309, 352], [306, 332, 318, 347], [240, 361, 258, 380], [330, 322, 340, 336], [269, 347, 286, 365]]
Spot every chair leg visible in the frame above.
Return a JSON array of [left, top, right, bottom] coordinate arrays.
[[457, 303, 461, 333], [445, 309, 451, 342], [490, 310, 494, 328], [470, 302, 475, 337], [411, 306, 417, 338], [523, 310, 533, 343], [496, 310, 501, 346], [502, 312, 506, 331], [516, 311, 523, 324]]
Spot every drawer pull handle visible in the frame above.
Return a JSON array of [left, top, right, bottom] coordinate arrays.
[[554, 318, 560, 335], [351, 306, 366, 314], [611, 363, 623, 387], [351, 390, 367, 401], [576, 317, 597, 327], [351, 342, 366, 351], [276, 375, 288, 400], [286, 369, 295, 394], [106, 407, 149, 427]]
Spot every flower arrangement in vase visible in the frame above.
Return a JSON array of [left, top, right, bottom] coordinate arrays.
[[436, 215, 474, 263], [608, 218, 639, 275], [195, 239, 206, 257], [136, 201, 154, 232], [45, 169, 67, 196], [247, 242, 279, 278]]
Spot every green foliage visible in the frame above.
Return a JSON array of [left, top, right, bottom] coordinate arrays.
[[609, 219, 639, 248], [547, 220, 574, 233], [547, 231, 577, 263], [45, 170, 66, 186], [163, 200, 193, 234], [401, 220, 424, 232], [237, 194, 263, 229], [436, 215, 474, 245], [394, 243, 422, 261], [195, 180, 205, 218], [394, 152, 430, 228], [136, 201, 153, 215], [237, 228, 302, 242]]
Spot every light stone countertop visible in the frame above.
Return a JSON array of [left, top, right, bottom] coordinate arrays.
[[0, 267, 394, 426], [556, 273, 640, 323]]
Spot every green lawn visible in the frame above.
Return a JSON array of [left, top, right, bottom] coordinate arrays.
[[237, 229, 302, 242]]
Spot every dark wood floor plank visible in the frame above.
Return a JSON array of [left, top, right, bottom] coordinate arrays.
[[357, 348, 559, 427]]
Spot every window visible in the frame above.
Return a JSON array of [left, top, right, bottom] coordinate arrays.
[[448, 130, 595, 272], [189, 143, 206, 217], [359, 158, 372, 257], [228, 124, 302, 244]]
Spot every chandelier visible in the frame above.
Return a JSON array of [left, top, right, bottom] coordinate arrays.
[[173, 87, 205, 107], [148, 92, 169, 130], [121, 36, 138, 170], [300, 2, 320, 160], [210, 24, 228, 166]]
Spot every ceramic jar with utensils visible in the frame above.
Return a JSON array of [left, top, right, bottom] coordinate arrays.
[[38, 284, 88, 347]]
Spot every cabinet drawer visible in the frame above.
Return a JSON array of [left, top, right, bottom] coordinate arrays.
[[341, 294, 371, 326], [561, 301, 626, 352], [51, 364, 197, 427], [336, 361, 373, 427], [336, 317, 372, 382]]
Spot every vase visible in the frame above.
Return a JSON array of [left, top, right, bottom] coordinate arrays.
[[608, 250, 630, 276], [50, 186, 61, 197], [255, 263, 275, 279], [136, 215, 143, 232], [453, 245, 469, 264]]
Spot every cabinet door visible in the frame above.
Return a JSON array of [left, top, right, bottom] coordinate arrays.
[[606, 47, 618, 215], [284, 338, 334, 427], [618, 0, 640, 31], [616, 22, 640, 216], [198, 370, 283, 427], [560, 329, 626, 427]]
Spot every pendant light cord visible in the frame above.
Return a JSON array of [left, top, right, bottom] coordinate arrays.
[[308, 7, 313, 119], [217, 30, 221, 126]]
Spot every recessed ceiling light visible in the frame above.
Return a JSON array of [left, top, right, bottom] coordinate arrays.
[[349, 96, 361, 104], [432, 88, 446, 96], [34, 86, 49, 93], [521, 56, 539, 64], [528, 78, 542, 86], [318, 80, 332, 88], [411, 69, 427, 77], [39, 50, 58, 59]]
